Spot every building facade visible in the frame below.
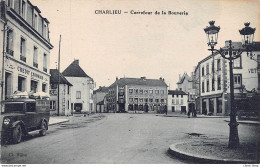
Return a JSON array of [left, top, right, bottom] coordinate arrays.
[[93, 86, 108, 113], [62, 60, 95, 113], [167, 90, 188, 113], [49, 69, 72, 116], [107, 77, 168, 113], [198, 41, 260, 116], [0, 0, 53, 105], [176, 72, 196, 112]]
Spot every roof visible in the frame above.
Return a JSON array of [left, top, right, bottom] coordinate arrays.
[[94, 86, 109, 94], [96, 100, 104, 105], [109, 77, 168, 88], [50, 69, 73, 86], [62, 60, 92, 79], [168, 90, 187, 95], [176, 73, 192, 84]]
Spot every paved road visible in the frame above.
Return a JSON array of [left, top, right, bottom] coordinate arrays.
[[1, 114, 259, 164]]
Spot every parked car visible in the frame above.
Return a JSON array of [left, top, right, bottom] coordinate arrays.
[[1, 97, 50, 144]]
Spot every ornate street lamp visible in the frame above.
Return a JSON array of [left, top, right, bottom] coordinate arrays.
[[204, 21, 256, 148]]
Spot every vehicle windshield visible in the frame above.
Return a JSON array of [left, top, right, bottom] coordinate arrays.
[[2, 103, 24, 113]]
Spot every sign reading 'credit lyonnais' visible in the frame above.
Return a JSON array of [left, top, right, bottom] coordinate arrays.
[[17, 66, 44, 80]]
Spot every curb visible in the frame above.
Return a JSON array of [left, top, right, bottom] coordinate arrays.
[[224, 120, 260, 125], [164, 115, 228, 118], [49, 120, 69, 126], [168, 142, 256, 164]]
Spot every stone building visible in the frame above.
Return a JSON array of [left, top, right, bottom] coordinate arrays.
[[197, 41, 260, 116], [107, 77, 168, 113], [93, 86, 108, 113], [167, 90, 188, 113], [62, 60, 95, 113], [0, 0, 53, 105], [49, 69, 72, 116]]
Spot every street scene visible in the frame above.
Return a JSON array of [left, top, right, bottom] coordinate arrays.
[[0, 0, 260, 165], [1, 113, 259, 164]]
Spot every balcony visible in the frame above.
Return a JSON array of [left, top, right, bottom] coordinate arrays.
[[33, 62, 38, 68], [43, 67, 47, 72], [20, 55, 26, 62], [6, 49, 14, 56]]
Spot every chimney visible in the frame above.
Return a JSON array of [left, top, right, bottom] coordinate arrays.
[[73, 59, 79, 65]]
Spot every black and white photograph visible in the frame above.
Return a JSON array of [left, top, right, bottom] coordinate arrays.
[[0, 0, 259, 166]]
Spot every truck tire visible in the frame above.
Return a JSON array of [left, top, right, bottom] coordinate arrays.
[[12, 124, 22, 144], [39, 121, 47, 136]]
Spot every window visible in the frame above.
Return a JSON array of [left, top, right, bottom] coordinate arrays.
[[234, 74, 242, 88], [139, 89, 143, 94], [33, 46, 38, 68], [33, 13, 38, 30], [233, 56, 242, 68], [43, 53, 47, 72], [149, 90, 153, 94], [134, 98, 138, 103], [67, 86, 70, 94], [129, 89, 133, 94], [31, 80, 38, 93], [207, 79, 209, 92], [212, 78, 215, 91], [155, 90, 159, 94], [6, 29, 14, 56], [129, 98, 133, 102], [68, 101, 70, 109], [172, 94, 174, 98], [135, 89, 138, 94], [160, 90, 164, 94], [26, 103, 36, 112], [206, 63, 209, 75], [172, 99, 175, 104], [211, 61, 214, 73], [144, 90, 148, 94], [21, 0, 26, 18], [202, 81, 205, 93], [155, 99, 159, 103], [180, 99, 183, 105], [18, 76, 26, 92], [181, 95, 183, 98], [7, 0, 12, 7], [42, 83, 46, 92], [217, 59, 221, 71], [149, 98, 153, 102], [43, 23, 47, 38], [217, 76, 221, 90], [20, 37, 26, 62], [202, 67, 205, 76], [50, 101, 56, 110], [139, 98, 143, 102], [161, 99, 164, 103], [76, 91, 81, 99], [176, 99, 179, 105]]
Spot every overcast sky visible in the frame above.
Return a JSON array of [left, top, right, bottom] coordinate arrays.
[[30, 0, 260, 89]]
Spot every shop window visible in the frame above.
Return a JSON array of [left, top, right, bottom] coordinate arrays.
[[42, 83, 46, 92], [18, 76, 26, 92], [217, 98, 222, 113]]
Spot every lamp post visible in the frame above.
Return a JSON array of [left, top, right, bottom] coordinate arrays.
[[204, 21, 255, 148]]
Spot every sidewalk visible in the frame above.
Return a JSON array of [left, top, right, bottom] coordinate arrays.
[[49, 116, 69, 126], [163, 112, 229, 118]]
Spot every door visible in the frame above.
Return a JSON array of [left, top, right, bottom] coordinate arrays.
[[171, 106, 175, 112], [202, 101, 207, 115]]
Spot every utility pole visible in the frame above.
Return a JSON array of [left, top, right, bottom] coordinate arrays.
[[57, 35, 61, 116]]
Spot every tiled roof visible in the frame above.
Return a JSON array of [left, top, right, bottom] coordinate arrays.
[[50, 69, 73, 86], [109, 77, 168, 88], [168, 90, 187, 95], [94, 86, 109, 94], [62, 59, 92, 78]]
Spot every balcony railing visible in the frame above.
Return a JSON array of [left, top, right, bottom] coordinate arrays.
[[43, 67, 47, 72], [6, 49, 14, 56], [20, 55, 26, 62], [33, 62, 38, 68]]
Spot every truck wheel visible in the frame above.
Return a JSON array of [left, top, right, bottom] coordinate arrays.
[[12, 124, 22, 144], [39, 121, 47, 136]]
